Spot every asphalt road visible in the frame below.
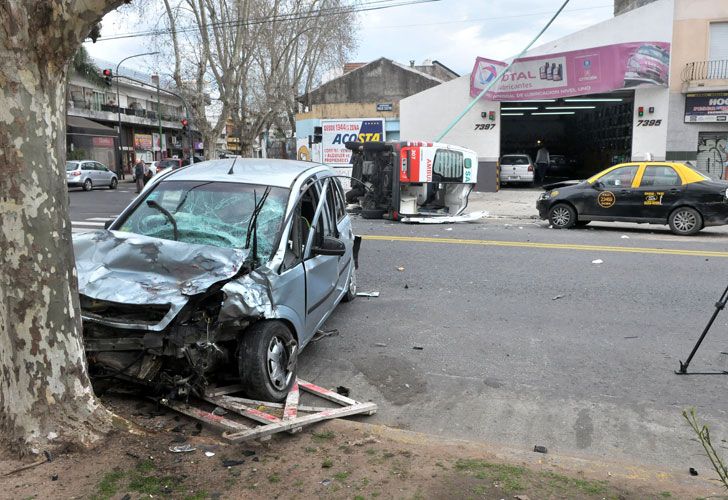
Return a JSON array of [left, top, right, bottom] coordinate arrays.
[[70, 185, 728, 472]]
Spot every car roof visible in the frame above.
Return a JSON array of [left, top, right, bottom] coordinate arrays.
[[162, 158, 328, 188]]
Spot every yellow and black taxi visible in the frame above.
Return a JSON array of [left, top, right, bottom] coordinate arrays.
[[536, 162, 728, 235]]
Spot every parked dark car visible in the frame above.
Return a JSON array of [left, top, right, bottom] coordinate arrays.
[[537, 161, 728, 235]]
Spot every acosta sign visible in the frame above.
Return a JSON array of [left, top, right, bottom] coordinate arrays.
[[321, 119, 385, 166]]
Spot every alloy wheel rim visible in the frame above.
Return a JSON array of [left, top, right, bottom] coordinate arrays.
[[267, 336, 292, 390], [674, 210, 696, 232], [552, 207, 571, 227]]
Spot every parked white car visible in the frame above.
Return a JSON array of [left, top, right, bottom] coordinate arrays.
[[66, 160, 118, 191], [499, 154, 535, 186]]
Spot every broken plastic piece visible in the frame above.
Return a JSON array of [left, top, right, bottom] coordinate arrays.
[[591, 259, 603, 264], [396, 266, 405, 271], [533, 445, 548, 454], [374, 342, 387, 347], [311, 329, 340, 343], [356, 291, 380, 297], [336, 386, 350, 397], [212, 407, 228, 416], [205, 451, 216, 457], [169, 444, 196, 453], [551, 294, 564, 300]]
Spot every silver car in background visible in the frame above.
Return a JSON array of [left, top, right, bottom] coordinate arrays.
[[74, 159, 359, 402], [66, 160, 118, 191]]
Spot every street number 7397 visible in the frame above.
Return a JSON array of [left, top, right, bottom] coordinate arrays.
[[474, 124, 496, 130], [636, 119, 662, 127]]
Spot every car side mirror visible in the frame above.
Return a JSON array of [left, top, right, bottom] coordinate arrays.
[[592, 180, 603, 189], [104, 219, 114, 229], [312, 236, 346, 257]]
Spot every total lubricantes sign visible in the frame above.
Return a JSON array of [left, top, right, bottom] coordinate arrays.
[[685, 92, 728, 123], [321, 119, 385, 166], [470, 41, 670, 100]]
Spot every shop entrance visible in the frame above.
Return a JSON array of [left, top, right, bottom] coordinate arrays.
[[500, 91, 634, 181]]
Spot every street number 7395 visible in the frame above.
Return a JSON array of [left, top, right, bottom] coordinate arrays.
[[636, 119, 662, 127]]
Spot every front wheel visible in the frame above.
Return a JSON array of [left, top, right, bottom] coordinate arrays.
[[83, 178, 92, 191], [548, 203, 577, 229], [669, 207, 702, 236], [109, 177, 118, 190], [238, 321, 297, 402]]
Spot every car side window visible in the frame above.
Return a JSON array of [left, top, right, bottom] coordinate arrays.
[[640, 166, 681, 187], [81, 162, 91, 171], [333, 180, 346, 221], [282, 203, 303, 271], [598, 165, 639, 187]]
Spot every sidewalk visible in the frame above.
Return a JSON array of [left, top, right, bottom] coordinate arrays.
[[468, 188, 543, 219]]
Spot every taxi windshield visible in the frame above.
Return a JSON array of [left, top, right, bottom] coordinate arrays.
[[116, 180, 289, 253]]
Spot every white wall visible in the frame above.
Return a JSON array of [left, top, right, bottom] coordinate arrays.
[[631, 87, 670, 160], [400, 76, 501, 161]]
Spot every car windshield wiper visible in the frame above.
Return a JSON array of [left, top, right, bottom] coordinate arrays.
[[146, 199, 179, 241], [245, 186, 271, 266]]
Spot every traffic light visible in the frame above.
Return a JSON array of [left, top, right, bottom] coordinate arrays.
[[638, 106, 644, 117], [313, 126, 322, 144], [102, 69, 112, 86], [181, 118, 189, 131]]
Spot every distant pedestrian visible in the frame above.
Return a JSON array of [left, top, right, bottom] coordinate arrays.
[[134, 158, 145, 193], [535, 145, 550, 184], [116, 161, 125, 181], [142, 162, 152, 185]]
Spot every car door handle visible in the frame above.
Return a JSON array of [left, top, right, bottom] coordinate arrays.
[[619, 189, 630, 195], [668, 188, 679, 193]]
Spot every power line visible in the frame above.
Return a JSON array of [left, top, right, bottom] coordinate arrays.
[[92, 0, 442, 42]]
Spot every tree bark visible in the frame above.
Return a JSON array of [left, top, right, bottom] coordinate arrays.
[[0, 0, 123, 456]]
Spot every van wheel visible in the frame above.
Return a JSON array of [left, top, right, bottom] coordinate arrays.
[[669, 207, 702, 236], [238, 321, 297, 402], [83, 178, 93, 191], [548, 203, 576, 229], [342, 267, 356, 302]]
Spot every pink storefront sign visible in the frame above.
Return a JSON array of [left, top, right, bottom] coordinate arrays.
[[470, 41, 670, 101]]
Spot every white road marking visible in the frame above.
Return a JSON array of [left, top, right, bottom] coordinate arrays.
[[71, 221, 105, 227]]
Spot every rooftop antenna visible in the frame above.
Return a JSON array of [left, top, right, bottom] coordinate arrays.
[[227, 156, 238, 175]]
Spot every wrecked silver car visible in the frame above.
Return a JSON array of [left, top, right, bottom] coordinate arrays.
[[74, 159, 359, 402]]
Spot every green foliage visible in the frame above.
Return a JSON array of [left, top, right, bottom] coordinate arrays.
[[454, 459, 525, 492], [67, 149, 88, 161], [72, 46, 105, 88], [683, 407, 728, 490]]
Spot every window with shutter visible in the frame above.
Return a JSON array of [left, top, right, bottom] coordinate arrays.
[[709, 22, 728, 61]]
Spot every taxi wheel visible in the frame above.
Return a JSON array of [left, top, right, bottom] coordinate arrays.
[[548, 204, 576, 229], [669, 207, 702, 236]]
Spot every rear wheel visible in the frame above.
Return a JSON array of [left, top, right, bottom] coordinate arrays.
[[342, 267, 356, 302], [83, 178, 92, 191], [548, 203, 576, 229], [238, 321, 297, 402], [669, 207, 702, 236]]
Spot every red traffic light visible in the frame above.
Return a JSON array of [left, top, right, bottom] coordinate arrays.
[[102, 69, 112, 77], [181, 119, 189, 127]]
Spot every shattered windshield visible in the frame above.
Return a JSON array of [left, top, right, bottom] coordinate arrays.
[[117, 180, 289, 254]]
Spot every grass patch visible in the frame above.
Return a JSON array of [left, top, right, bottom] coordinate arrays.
[[268, 473, 280, 483], [128, 474, 177, 495], [660, 492, 672, 498], [365, 448, 377, 455], [312, 430, 335, 442], [322, 458, 334, 468], [135, 459, 156, 473], [540, 471, 608, 496], [454, 459, 525, 493], [333, 470, 350, 481], [96, 470, 125, 499], [183, 491, 208, 500], [304, 446, 318, 453]]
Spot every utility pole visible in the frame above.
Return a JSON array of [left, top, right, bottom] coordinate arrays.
[[153, 74, 163, 160]]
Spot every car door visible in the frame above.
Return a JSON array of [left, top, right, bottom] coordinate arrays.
[[630, 165, 685, 221], [582, 164, 640, 219], [96, 162, 111, 186], [303, 177, 342, 337], [81, 162, 94, 184]]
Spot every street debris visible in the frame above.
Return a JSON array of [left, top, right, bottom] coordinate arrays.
[[169, 444, 196, 453], [311, 328, 340, 343], [242, 450, 256, 457], [321, 479, 332, 486], [347, 436, 380, 446], [397, 266, 405, 271], [533, 445, 548, 454], [205, 451, 216, 457], [689, 467, 699, 476], [412, 346, 424, 350], [375, 342, 388, 347], [212, 407, 228, 416], [51, 474, 58, 481], [621, 235, 630, 239], [400, 210, 488, 224], [356, 291, 380, 297], [591, 259, 603, 264], [404, 284, 409, 289], [222, 459, 245, 467], [336, 386, 350, 397], [160, 379, 377, 443], [551, 294, 564, 301]]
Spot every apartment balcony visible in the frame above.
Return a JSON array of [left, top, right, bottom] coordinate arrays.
[[67, 100, 187, 130], [682, 60, 728, 92]]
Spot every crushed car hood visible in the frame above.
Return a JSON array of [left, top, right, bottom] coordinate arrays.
[[74, 230, 248, 331]]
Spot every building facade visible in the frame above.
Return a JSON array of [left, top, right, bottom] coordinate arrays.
[[399, 0, 728, 191], [67, 62, 197, 173]]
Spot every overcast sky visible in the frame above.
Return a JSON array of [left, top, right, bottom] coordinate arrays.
[[84, 0, 614, 78]]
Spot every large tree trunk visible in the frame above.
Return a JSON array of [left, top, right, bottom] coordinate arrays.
[[0, 0, 122, 456]]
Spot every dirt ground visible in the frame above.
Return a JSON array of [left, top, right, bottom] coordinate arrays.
[[0, 392, 724, 500]]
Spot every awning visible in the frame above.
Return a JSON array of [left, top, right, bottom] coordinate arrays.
[[67, 115, 117, 135]]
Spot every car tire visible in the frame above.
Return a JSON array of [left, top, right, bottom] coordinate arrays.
[[238, 320, 297, 402], [360, 208, 385, 220], [548, 203, 577, 229], [83, 178, 93, 191], [342, 267, 356, 302], [668, 207, 702, 236], [109, 177, 118, 190]]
